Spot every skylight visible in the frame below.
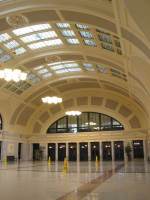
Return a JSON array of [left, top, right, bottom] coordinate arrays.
[[84, 39, 96, 46], [20, 31, 57, 43], [0, 21, 122, 66], [0, 33, 11, 42], [28, 39, 63, 49], [13, 24, 51, 36], [4, 40, 19, 49], [80, 31, 93, 38], [67, 38, 80, 44], [76, 24, 89, 29], [61, 30, 75, 37], [56, 23, 70, 29]]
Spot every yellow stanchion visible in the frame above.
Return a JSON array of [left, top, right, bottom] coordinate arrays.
[[95, 156, 99, 172], [96, 156, 99, 164], [63, 157, 68, 173], [48, 156, 51, 165], [3, 156, 8, 165]]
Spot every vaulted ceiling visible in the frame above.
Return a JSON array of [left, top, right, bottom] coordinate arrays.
[[0, 0, 149, 136]]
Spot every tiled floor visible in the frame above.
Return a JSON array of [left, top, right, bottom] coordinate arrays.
[[0, 160, 149, 200]]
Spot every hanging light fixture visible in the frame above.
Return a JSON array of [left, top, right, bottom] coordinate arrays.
[[65, 111, 81, 116], [41, 96, 62, 104], [0, 68, 27, 82]]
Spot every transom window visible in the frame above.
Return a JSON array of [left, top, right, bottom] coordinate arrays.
[[47, 112, 124, 133]]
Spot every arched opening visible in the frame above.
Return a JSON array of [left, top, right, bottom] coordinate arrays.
[[47, 112, 124, 133]]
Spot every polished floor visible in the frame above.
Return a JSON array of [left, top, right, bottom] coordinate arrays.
[[0, 160, 149, 200]]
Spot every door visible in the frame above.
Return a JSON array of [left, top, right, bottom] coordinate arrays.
[[58, 143, 66, 161], [102, 142, 112, 161], [133, 140, 144, 159], [33, 143, 40, 161], [91, 142, 100, 161], [18, 143, 22, 160], [80, 142, 88, 161], [48, 143, 56, 161], [114, 141, 124, 161], [69, 143, 77, 161]]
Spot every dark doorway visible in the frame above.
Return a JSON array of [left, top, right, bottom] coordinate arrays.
[[80, 142, 88, 161], [58, 143, 66, 161], [102, 142, 112, 161], [18, 143, 22, 160], [33, 143, 40, 161], [114, 141, 124, 161], [69, 143, 77, 161], [133, 140, 144, 159], [48, 143, 56, 161], [0, 141, 1, 160], [91, 142, 100, 161]]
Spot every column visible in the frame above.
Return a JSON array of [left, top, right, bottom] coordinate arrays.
[[55, 143, 58, 161], [123, 141, 128, 163], [88, 142, 91, 161], [77, 142, 80, 161], [130, 141, 134, 160], [111, 141, 115, 161], [99, 141, 102, 161], [66, 142, 69, 159], [143, 140, 147, 161]]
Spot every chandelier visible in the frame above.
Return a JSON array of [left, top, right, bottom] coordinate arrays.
[[0, 68, 27, 82], [65, 111, 81, 116], [42, 96, 62, 104]]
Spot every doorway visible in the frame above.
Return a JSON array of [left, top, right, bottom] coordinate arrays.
[[91, 142, 100, 161], [102, 142, 112, 161], [58, 143, 66, 161], [48, 143, 56, 161], [33, 143, 40, 161], [114, 141, 124, 161], [18, 143, 22, 160], [133, 140, 144, 159], [69, 143, 77, 161], [80, 142, 88, 161]]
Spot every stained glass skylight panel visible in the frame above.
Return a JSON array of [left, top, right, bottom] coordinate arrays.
[[37, 68, 49, 74], [0, 33, 11, 42], [98, 32, 112, 44], [80, 31, 93, 38], [67, 38, 79, 44], [76, 24, 89, 29], [27, 73, 40, 84], [20, 31, 57, 43], [61, 30, 75, 37], [84, 39, 96, 46], [97, 65, 108, 73], [4, 81, 31, 95], [28, 39, 63, 49], [83, 63, 94, 71], [4, 40, 19, 49], [56, 23, 70, 29], [13, 24, 51, 36], [41, 73, 52, 79], [55, 68, 81, 74], [101, 43, 114, 52]]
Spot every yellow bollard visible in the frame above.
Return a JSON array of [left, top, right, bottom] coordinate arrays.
[[63, 157, 68, 173], [48, 156, 51, 165], [3, 156, 8, 165]]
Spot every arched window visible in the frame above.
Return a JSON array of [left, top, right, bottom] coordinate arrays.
[[47, 112, 124, 134], [0, 114, 2, 130]]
